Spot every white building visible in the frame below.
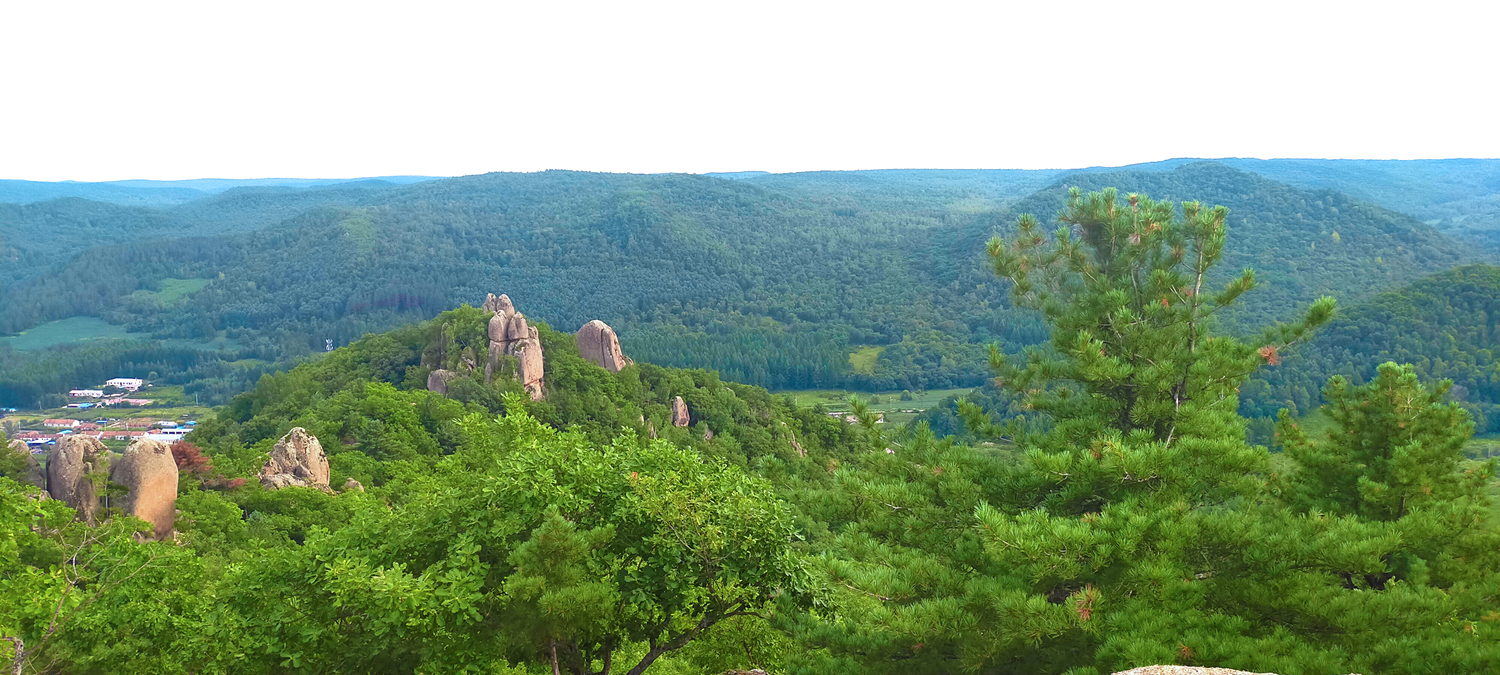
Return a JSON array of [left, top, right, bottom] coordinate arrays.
[[106, 378, 144, 391], [144, 427, 191, 442], [69, 389, 104, 398]]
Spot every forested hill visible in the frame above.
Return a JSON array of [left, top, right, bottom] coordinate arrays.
[[2, 170, 1021, 396], [0, 184, 403, 289], [1243, 264, 1500, 434], [0, 163, 1483, 405], [993, 162, 1472, 331]]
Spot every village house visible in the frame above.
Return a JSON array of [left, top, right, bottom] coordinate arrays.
[[106, 377, 144, 391], [69, 389, 105, 398], [100, 429, 147, 440], [43, 419, 81, 429]]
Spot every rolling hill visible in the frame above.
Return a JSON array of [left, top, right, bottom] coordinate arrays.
[[1242, 264, 1500, 435], [0, 162, 1486, 407]]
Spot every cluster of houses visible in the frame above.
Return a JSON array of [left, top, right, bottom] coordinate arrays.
[[66, 378, 154, 409], [4, 377, 191, 450], [14, 418, 195, 448]]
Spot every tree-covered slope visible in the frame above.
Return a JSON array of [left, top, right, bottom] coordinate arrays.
[[1000, 162, 1471, 331], [10, 188, 1498, 675], [0, 163, 1479, 404], [1244, 264, 1500, 433]]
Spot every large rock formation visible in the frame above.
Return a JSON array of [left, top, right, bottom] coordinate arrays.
[[46, 436, 110, 523], [259, 427, 331, 491], [483, 293, 545, 400], [482, 292, 512, 315], [576, 320, 633, 373], [111, 438, 179, 540], [5, 439, 46, 490], [671, 396, 691, 427], [427, 369, 457, 395]]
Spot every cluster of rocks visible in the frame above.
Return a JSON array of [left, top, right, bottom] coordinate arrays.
[[32, 435, 179, 540], [11, 426, 345, 542], [426, 294, 640, 402], [485, 293, 547, 400]]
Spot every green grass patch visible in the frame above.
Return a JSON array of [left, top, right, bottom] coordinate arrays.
[[339, 212, 377, 255], [848, 346, 884, 375], [0, 317, 151, 351], [129, 277, 209, 305], [779, 387, 975, 427]]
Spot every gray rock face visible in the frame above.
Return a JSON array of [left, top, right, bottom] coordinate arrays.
[[576, 320, 633, 373], [111, 439, 179, 540], [482, 293, 546, 400], [427, 369, 457, 395], [46, 436, 110, 524], [259, 428, 331, 491], [671, 396, 690, 427], [5, 439, 46, 490]]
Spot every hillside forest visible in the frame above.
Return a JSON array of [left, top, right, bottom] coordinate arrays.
[[4, 185, 1498, 675], [4, 159, 1500, 426]]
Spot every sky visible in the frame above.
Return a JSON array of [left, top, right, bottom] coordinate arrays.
[[2, 0, 1497, 181]]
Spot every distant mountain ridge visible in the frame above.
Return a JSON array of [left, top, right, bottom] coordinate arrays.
[[0, 175, 440, 207]]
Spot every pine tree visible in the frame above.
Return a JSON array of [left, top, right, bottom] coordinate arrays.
[[1279, 362, 1487, 521]]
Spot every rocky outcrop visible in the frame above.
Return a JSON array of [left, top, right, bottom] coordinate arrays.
[[482, 292, 512, 316], [46, 436, 110, 523], [343, 478, 365, 493], [781, 422, 805, 457], [259, 428, 331, 491], [671, 396, 690, 427], [576, 320, 633, 373], [483, 293, 545, 400], [5, 439, 45, 490], [427, 369, 457, 395], [111, 439, 179, 540]]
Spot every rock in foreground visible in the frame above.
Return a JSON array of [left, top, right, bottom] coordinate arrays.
[[46, 436, 110, 524], [111, 438, 179, 540], [5, 439, 45, 490]]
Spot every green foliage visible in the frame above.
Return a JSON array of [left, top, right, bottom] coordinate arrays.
[[1279, 362, 1493, 521], [203, 402, 809, 675], [792, 188, 1497, 675], [1245, 264, 1500, 434], [4, 161, 1472, 408]]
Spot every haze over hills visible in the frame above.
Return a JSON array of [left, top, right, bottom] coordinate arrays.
[[0, 175, 439, 207], [1, 159, 1492, 410]]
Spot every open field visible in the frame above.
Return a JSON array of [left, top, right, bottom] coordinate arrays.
[[128, 277, 210, 304], [0, 315, 241, 351], [847, 346, 883, 375], [0, 316, 151, 351], [779, 387, 974, 426]]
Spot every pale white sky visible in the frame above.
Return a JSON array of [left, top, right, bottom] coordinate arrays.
[[2, 0, 1495, 181]]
